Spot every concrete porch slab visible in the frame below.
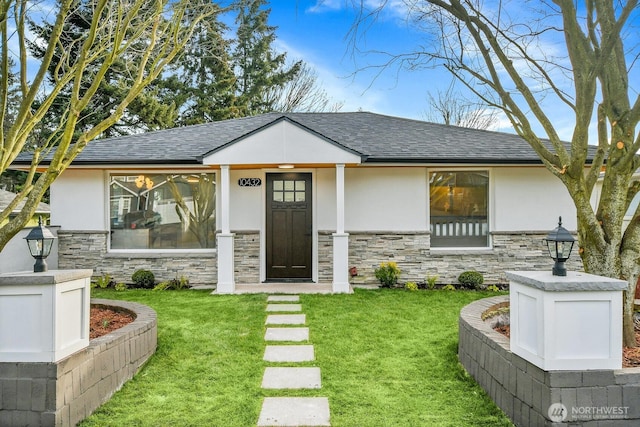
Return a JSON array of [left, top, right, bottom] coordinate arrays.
[[268, 295, 300, 302], [257, 397, 330, 426], [265, 327, 309, 342], [234, 283, 335, 294], [264, 345, 314, 362], [266, 314, 306, 325], [266, 304, 302, 312], [262, 367, 321, 389]]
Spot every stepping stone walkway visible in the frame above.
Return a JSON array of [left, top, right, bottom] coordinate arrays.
[[257, 295, 331, 426]]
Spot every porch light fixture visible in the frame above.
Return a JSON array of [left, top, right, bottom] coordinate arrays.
[[24, 216, 57, 273], [543, 216, 575, 276], [278, 164, 294, 169]]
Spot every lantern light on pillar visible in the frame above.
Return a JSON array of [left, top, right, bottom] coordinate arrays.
[[24, 216, 56, 273], [543, 216, 575, 276]]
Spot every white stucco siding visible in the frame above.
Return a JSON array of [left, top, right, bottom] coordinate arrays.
[[228, 169, 263, 230], [202, 121, 361, 165], [344, 167, 428, 232], [50, 169, 106, 230], [493, 167, 577, 231], [316, 168, 337, 230]]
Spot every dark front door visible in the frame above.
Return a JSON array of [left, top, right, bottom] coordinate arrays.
[[266, 173, 312, 281]]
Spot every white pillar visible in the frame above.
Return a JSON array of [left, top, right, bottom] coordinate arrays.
[[336, 164, 345, 234], [333, 164, 350, 293], [220, 165, 231, 234], [216, 165, 235, 294], [507, 270, 626, 370]]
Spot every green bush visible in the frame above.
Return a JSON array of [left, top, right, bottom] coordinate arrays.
[[93, 273, 113, 289], [442, 284, 456, 291], [374, 262, 401, 288], [114, 282, 128, 291], [405, 281, 418, 291], [457, 271, 484, 289], [153, 276, 190, 291], [486, 284, 500, 292], [132, 269, 155, 289], [425, 275, 438, 290]]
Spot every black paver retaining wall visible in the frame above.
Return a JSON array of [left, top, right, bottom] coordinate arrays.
[[459, 295, 640, 426], [0, 299, 157, 426]]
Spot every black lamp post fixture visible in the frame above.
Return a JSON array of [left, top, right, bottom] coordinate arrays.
[[24, 217, 56, 273], [543, 216, 575, 276]]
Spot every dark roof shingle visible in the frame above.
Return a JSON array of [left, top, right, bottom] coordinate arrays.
[[14, 112, 582, 165]]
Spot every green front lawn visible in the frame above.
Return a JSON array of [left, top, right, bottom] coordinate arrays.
[[82, 288, 512, 426]]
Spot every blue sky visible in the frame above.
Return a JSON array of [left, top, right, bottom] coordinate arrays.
[[263, 1, 640, 142], [268, 1, 444, 122]]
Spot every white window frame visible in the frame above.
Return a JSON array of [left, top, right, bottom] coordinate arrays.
[[428, 167, 493, 250], [106, 170, 217, 254]]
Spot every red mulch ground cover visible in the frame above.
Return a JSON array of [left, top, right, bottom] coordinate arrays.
[[90, 307, 135, 339]]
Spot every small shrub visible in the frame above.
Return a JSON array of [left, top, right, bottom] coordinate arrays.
[[425, 275, 438, 290], [153, 276, 190, 291], [131, 269, 155, 289], [93, 273, 113, 289], [458, 271, 484, 289], [114, 282, 128, 291], [405, 281, 418, 291], [374, 262, 401, 288], [442, 284, 456, 291], [153, 281, 171, 291], [486, 284, 500, 292]]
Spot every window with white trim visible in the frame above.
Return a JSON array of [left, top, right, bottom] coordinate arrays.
[[109, 173, 216, 250], [429, 171, 489, 248]]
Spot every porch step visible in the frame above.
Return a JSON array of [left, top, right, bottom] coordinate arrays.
[[265, 327, 309, 342], [268, 295, 300, 302], [262, 367, 321, 389], [266, 304, 302, 312], [264, 345, 314, 362], [257, 397, 331, 427], [266, 314, 306, 325]]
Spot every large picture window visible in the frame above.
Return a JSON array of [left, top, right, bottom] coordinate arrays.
[[110, 173, 216, 250], [429, 171, 489, 248]]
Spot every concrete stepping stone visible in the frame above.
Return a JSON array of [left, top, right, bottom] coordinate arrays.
[[266, 303, 302, 312], [258, 397, 330, 426], [266, 314, 305, 325], [264, 345, 314, 362], [265, 327, 309, 342], [262, 367, 321, 389], [267, 295, 300, 302]]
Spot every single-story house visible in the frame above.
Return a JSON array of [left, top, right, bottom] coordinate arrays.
[[19, 112, 587, 292]]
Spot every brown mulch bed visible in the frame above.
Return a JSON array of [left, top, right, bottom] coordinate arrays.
[[90, 307, 135, 339], [493, 324, 640, 368]]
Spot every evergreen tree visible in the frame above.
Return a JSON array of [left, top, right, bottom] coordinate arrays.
[[28, 1, 178, 138], [167, 5, 240, 125], [232, 0, 301, 116]]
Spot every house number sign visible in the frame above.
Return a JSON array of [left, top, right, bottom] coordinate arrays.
[[238, 178, 262, 187]]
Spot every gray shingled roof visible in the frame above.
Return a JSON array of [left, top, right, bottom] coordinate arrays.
[[15, 112, 585, 165]]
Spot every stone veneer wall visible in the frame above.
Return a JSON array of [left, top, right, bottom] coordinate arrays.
[[319, 231, 583, 285], [459, 296, 640, 426], [234, 231, 260, 284], [58, 230, 219, 286], [0, 299, 157, 427], [59, 229, 583, 286]]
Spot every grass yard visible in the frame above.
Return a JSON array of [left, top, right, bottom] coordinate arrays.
[[82, 288, 512, 427]]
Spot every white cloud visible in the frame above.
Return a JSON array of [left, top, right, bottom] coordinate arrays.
[[275, 37, 388, 112]]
